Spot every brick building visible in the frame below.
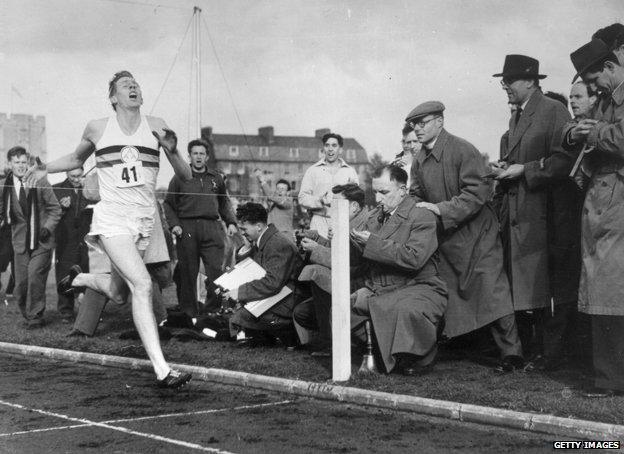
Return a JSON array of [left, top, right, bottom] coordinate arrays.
[[202, 126, 370, 197]]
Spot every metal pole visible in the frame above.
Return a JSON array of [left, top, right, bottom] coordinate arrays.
[[194, 6, 202, 138], [331, 198, 351, 381]]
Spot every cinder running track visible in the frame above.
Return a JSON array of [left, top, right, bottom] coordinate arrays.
[[0, 354, 561, 453]]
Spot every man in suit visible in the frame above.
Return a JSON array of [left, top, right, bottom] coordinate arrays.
[[350, 165, 448, 375], [491, 55, 581, 370], [53, 167, 92, 322], [406, 101, 524, 372], [225, 202, 304, 346], [0, 146, 61, 328]]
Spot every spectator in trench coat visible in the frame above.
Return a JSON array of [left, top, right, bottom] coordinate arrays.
[[491, 55, 581, 368], [350, 165, 448, 375], [562, 37, 624, 397], [407, 101, 523, 372]]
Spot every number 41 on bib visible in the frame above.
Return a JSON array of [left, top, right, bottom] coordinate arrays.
[[113, 161, 145, 188]]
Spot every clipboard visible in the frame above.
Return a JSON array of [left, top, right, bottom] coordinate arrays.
[[214, 257, 292, 317]]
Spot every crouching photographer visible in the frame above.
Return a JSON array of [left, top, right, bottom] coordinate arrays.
[[293, 183, 370, 356], [210, 203, 304, 348]]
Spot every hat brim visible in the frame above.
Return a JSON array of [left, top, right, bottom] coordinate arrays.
[[492, 72, 547, 79], [570, 51, 613, 83], [405, 111, 444, 122]]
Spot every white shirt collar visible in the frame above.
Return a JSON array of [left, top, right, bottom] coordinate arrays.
[[12, 174, 22, 188]]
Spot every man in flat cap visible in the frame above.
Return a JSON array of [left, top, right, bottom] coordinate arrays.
[[561, 38, 624, 397], [406, 101, 523, 372], [491, 55, 581, 371]]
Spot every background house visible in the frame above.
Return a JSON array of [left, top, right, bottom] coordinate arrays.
[[201, 126, 370, 198]]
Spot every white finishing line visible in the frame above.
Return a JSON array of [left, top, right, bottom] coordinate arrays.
[[0, 399, 293, 451]]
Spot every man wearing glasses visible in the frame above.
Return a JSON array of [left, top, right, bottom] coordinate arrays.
[[491, 55, 580, 372], [407, 101, 523, 372]]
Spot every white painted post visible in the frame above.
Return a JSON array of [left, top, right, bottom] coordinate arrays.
[[331, 197, 351, 381]]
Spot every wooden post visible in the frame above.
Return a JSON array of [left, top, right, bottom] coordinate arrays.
[[331, 197, 351, 381]]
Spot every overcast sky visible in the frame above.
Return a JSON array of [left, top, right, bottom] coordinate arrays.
[[1, 0, 622, 185]]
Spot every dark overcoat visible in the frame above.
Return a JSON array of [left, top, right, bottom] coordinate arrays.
[[495, 90, 581, 310], [410, 128, 514, 337], [351, 197, 447, 373]]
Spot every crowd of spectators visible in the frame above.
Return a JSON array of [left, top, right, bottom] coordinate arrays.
[[1, 22, 624, 396]]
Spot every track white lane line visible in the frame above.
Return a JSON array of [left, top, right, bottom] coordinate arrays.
[[0, 399, 236, 453], [0, 400, 294, 441], [0, 424, 90, 437], [104, 399, 294, 423]]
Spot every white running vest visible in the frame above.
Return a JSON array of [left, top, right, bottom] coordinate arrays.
[[94, 115, 160, 207]]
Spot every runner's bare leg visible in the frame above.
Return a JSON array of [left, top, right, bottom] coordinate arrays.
[[97, 234, 170, 379], [73, 267, 128, 305]]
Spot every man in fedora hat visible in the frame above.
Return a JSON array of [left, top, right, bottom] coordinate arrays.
[[491, 55, 581, 371], [562, 38, 624, 397], [406, 100, 524, 372]]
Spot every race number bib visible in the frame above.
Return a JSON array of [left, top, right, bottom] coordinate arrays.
[[113, 161, 145, 188]]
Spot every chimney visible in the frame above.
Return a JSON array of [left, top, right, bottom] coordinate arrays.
[[259, 126, 274, 145], [200, 126, 217, 167], [315, 128, 331, 139]]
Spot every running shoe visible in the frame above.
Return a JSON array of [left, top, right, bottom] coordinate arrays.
[[156, 370, 192, 389]]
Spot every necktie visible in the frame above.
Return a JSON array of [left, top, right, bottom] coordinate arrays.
[[18, 178, 28, 215], [514, 107, 523, 127], [378, 211, 390, 225]]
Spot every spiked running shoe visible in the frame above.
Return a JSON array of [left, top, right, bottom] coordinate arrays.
[[156, 370, 192, 389]]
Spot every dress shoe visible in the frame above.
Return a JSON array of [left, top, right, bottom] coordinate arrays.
[[67, 329, 90, 338], [526, 355, 566, 372], [172, 327, 214, 342], [236, 335, 276, 348], [156, 370, 192, 389], [397, 353, 436, 376], [581, 387, 622, 398], [496, 355, 525, 373], [57, 265, 84, 296], [275, 329, 299, 350], [401, 363, 435, 376]]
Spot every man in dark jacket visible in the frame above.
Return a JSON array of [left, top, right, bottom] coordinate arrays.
[[226, 202, 303, 346], [492, 55, 581, 370], [0, 146, 61, 328], [53, 167, 92, 322], [164, 139, 237, 323]]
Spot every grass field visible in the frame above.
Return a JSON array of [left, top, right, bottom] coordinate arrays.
[[1, 273, 623, 427]]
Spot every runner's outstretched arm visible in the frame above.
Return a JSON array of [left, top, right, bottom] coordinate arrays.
[[24, 122, 96, 185]]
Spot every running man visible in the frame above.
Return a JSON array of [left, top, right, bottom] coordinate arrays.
[[25, 71, 192, 388]]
